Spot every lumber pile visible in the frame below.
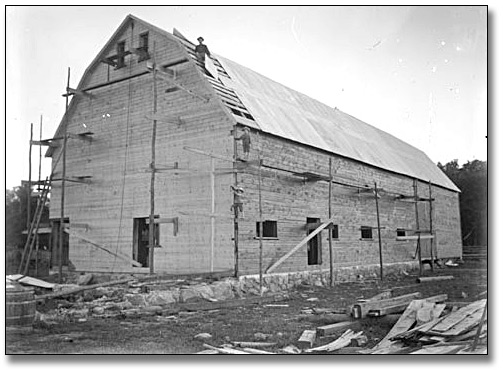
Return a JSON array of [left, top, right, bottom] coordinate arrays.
[[365, 298, 487, 354]]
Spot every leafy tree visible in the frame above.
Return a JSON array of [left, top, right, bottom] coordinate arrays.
[[437, 159, 487, 246], [5, 184, 50, 248]]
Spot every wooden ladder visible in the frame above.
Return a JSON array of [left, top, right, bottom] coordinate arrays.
[[18, 177, 51, 275]]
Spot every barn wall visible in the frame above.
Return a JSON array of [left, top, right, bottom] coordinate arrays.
[[235, 130, 462, 275], [50, 22, 236, 274]]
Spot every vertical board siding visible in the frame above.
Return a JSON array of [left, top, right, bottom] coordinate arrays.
[[50, 24, 235, 273], [236, 132, 462, 275]]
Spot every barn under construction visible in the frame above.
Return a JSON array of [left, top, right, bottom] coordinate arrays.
[[25, 15, 462, 282]]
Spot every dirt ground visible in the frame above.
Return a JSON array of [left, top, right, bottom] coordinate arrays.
[[6, 258, 487, 354]]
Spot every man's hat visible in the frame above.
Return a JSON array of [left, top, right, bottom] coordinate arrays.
[[243, 127, 250, 131], [197, 36, 204, 42]]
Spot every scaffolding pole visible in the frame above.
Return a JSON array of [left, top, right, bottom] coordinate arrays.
[[374, 182, 384, 280], [232, 125, 239, 277], [258, 145, 263, 295], [413, 179, 423, 276], [328, 157, 334, 286], [149, 42, 158, 274], [428, 181, 435, 273], [27, 123, 33, 230], [59, 67, 70, 283]]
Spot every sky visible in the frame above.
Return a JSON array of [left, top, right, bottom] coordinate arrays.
[[4, 5, 488, 190]]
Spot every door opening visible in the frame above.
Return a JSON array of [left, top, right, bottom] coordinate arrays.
[[307, 217, 322, 265], [133, 217, 159, 267]]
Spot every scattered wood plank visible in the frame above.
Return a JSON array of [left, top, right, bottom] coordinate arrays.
[[7, 274, 55, 289], [417, 275, 454, 283], [411, 345, 466, 354], [297, 330, 316, 348], [202, 343, 248, 354], [316, 321, 357, 337], [231, 341, 276, 348], [367, 294, 447, 317], [306, 329, 363, 353], [426, 299, 486, 334], [352, 292, 422, 317], [35, 277, 135, 301], [239, 347, 275, 354]]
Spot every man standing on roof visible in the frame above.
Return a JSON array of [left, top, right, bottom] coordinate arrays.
[[195, 36, 211, 62], [235, 127, 251, 160]]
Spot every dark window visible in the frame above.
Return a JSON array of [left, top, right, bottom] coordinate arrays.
[[256, 220, 277, 238], [397, 228, 407, 237], [138, 32, 150, 61], [331, 224, 339, 239], [116, 41, 126, 69], [361, 226, 373, 240], [133, 216, 160, 267]]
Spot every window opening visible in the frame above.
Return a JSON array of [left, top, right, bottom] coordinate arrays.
[[331, 224, 339, 239], [361, 226, 373, 240], [138, 32, 150, 61], [116, 41, 126, 69], [256, 220, 277, 238]]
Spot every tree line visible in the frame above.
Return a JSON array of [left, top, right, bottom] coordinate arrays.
[[437, 159, 487, 246]]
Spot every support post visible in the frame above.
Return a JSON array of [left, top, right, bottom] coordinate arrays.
[[328, 157, 334, 286], [59, 67, 70, 283], [374, 181, 383, 280], [38, 115, 43, 190], [258, 146, 263, 295], [428, 181, 434, 273], [413, 179, 423, 276], [233, 125, 239, 277], [149, 42, 158, 275], [210, 157, 215, 272], [28, 123, 33, 230]]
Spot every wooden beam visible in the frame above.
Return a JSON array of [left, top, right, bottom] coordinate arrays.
[[417, 276, 454, 283], [183, 145, 233, 162], [146, 63, 209, 103], [64, 228, 142, 267], [352, 292, 422, 318], [265, 218, 335, 273], [30, 140, 59, 147], [316, 321, 358, 337], [36, 277, 135, 301], [396, 234, 434, 241], [62, 87, 93, 98]]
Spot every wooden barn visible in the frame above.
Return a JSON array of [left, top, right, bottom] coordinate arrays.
[[45, 15, 461, 280]]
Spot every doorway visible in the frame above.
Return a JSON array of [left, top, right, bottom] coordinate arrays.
[[50, 218, 69, 268], [307, 217, 322, 265], [133, 217, 159, 267]]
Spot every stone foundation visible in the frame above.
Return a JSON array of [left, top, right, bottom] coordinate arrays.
[[238, 261, 419, 294]]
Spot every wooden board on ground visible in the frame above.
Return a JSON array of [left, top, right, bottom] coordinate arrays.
[[352, 292, 422, 317], [417, 276, 454, 283], [297, 330, 316, 348], [316, 321, 357, 337]]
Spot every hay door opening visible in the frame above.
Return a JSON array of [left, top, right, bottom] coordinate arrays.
[[307, 217, 322, 265], [133, 217, 159, 268]]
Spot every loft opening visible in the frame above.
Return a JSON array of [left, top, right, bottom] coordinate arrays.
[[256, 220, 277, 238], [137, 32, 150, 61], [116, 41, 126, 69]]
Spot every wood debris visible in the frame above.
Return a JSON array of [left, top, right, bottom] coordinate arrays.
[[367, 298, 487, 354], [305, 329, 363, 353]]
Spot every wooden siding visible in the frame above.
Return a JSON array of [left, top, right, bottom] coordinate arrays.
[[235, 131, 462, 275], [50, 23, 236, 274]]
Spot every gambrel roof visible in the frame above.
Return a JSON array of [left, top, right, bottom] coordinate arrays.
[[50, 14, 459, 192]]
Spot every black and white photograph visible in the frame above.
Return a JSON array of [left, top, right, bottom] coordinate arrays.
[[4, 5, 489, 358]]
